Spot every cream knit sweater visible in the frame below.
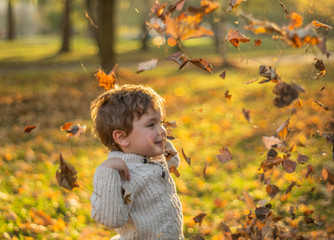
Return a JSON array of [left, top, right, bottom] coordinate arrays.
[[91, 151, 184, 240]]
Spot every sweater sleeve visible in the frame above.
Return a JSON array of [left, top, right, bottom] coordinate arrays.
[[164, 140, 180, 168], [90, 166, 131, 228]]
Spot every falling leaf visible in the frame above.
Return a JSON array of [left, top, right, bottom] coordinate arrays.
[[166, 52, 188, 66], [279, 1, 289, 14], [255, 205, 271, 221], [224, 90, 232, 100], [61, 122, 73, 131], [243, 191, 257, 209], [24, 126, 37, 133], [121, 186, 131, 204], [282, 159, 297, 173], [84, 10, 98, 28], [227, 0, 247, 12], [258, 65, 280, 83], [136, 59, 158, 73], [178, 58, 213, 73], [56, 154, 79, 191], [225, 29, 250, 47], [243, 78, 259, 84], [169, 166, 180, 177], [314, 100, 329, 111], [289, 206, 295, 219], [219, 222, 231, 233], [266, 185, 280, 199], [216, 147, 233, 164], [277, 117, 290, 140], [164, 149, 177, 160], [181, 148, 191, 166], [312, 20, 332, 30], [254, 39, 262, 46], [95, 65, 118, 91], [193, 212, 207, 226], [163, 120, 178, 140], [62, 124, 86, 137], [242, 108, 250, 122], [288, 12, 303, 30], [262, 136, 281, 149], [273, 82, 304, 108], [297, 154, 308, 164], [219, 69, 227, 79]]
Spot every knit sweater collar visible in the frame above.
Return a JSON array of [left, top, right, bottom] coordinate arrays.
[[108, 151, 147, 164]]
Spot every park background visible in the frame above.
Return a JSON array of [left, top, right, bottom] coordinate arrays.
[[1, 0, 334, 239]]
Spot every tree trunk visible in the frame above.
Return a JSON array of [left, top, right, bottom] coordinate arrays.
[[7, 0, 15, 40], [86, 0, 101, 50], [141, 0, 151, 50], [97, 0, 116, 72], [59, 0, 72, 53]]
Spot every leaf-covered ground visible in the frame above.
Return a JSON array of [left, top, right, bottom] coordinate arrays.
[[1, 37, 334, 239]]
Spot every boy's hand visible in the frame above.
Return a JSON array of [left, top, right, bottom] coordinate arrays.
[[101, 157, 130, 181]]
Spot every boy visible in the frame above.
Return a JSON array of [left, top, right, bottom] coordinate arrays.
[[90, 84, 184, 240]]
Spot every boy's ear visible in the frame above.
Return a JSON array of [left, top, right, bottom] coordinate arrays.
[[113, 130, 130, 147]]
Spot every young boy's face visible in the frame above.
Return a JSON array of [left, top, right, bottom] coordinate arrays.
[[126, 107, 167, 157]]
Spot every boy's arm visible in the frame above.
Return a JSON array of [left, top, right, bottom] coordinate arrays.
[[90, 159, 132, 228], [101, 157, 130, 181]]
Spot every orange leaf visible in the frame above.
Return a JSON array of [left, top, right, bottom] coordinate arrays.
[[288, 12, 303, 30], [225, 29, 250, 47], [95, 64, 118, 91], [312, 20, 332, 30], [254, 39, 262, 46], [224, 90, 232, 100], [61, 122, 73, 131], [227, 0, 247, 12], [169, 166, 180, 177], [277, 117, 290, 140], [24, 125, 37, 133]]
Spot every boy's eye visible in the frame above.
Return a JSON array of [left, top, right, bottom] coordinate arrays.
[[147, 123, 154, 127]]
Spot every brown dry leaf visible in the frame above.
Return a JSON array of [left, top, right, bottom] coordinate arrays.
[[56, 154, 79, 191], [288, 12, 303, 30], [242, 108, 250, 122], [219, 69, 227, 79], [181, 148, 191, 166], [136, 59, 158, 74], [166, 52, 188, 65], [95, 65, 118, 91], [282, 159, 297, 173], [169, 166, 180, 177], [219, 222, 231, 233], [262, 136, 281, 149], [224, 90, 232, 100], [255, 204, 271, 221], [297, 153, 308, 164], [286, 24, 320, 48], [241, 12, 283, 35], [266, 185, 280, 199], [163, 120, 178, 140], [216, 147, 233, 164], [193, 212, 207, 226], [285, 181, 296, 194], [121, 186, 131, 204], [289, 206, 295, 219], [227, 0, 247, 12], [305, 164, 313, 178], [164, 149, 177, 161], [24, 126, 37, 133], [312, 20, 333, 30], [273, 82, 304, 108], [254, 39, 262, 46], [187, 0, 219, 15], [243, 191, 257, 209], [304, 216, 316, 224], [178, 57, 213, 73], [277, 117, 290, 140], [258, 65, 280, 83], [314, 58, 326, 79], [225, 29, 250, 47]]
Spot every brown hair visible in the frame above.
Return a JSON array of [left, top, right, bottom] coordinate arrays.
[[91, 84, 165, 150]]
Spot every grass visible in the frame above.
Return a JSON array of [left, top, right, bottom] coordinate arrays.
[[0, 35, 334, 239]]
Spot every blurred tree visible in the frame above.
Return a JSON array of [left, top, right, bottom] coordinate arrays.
[[59, 0, 72, 53], [140, 0, 151, 50], [96, 0, 116, 71], [7, 0, 15, 40]]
